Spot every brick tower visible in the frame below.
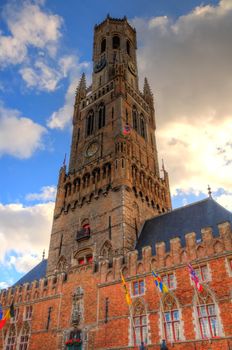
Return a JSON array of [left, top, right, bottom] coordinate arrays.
[[46, 16, 172, 276]]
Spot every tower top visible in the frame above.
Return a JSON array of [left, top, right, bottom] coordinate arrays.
[[95, 15, 136, 33]]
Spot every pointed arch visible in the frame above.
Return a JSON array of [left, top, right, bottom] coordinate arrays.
[[98, 102, 105, 129], [193, 286, 222, 339], [161, 292, 182, 342], [19, 322, 30, 350], [5, 324, 16, 350], [57, 255, 67, 273], [100, 240, 113, 260], [131, 298, 149, 345]]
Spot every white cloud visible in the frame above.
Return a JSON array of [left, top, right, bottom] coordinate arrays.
[[0, 103, 47, 158], [20, 60, 63, 92], [215, 191, 232, 211], [26, 185, 57, 202], [0, 281, 10, 290], [0, 201, 54, 273], [132, 0, 232, 196], [47, 61, 90, 129], [0, 1, 62, 67]]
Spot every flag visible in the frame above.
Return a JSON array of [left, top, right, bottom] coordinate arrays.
[[121, 272, 132, 305], [122, 124, 131, 136], [0, 304, 3, 320], [0, 309, 11, 330], [188, 263, 203, 292], [152, 271, 169, 294]]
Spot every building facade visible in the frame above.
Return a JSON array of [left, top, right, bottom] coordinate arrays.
[[0, 16, 232, 350]]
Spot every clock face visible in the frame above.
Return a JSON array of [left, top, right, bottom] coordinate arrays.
[[85, 142, 99, 157], [94, 57, 106, 73], [128, 60, 136, 76]]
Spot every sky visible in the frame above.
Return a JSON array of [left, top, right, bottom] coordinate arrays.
[[0, 0, 232, 288]]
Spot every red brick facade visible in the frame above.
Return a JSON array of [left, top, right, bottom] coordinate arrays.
[[0, 16, 231, 350]]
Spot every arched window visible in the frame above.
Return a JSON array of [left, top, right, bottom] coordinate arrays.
[[162, 293, 181, 342], [132, 106, 138, 132], [132, 299, 148, 346], [86, 110, 94, 136], [6, 325, 16, 350], [127, 40, 131, 55], [98, 103, 105, 129], [194, 288, 220, 339], [112, 35, 120, 49], [19, 323, 30, 350], [100, 241, 113, 260], [140, 114, 146, 139], [101, 38, 106, 53]]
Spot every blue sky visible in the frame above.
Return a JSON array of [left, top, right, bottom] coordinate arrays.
[[0, 0, 232, 287]]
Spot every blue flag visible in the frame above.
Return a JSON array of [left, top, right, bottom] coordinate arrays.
[[0, 304, 3, 321]]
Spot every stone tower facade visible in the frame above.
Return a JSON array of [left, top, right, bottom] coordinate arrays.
[[46, 16, 172, 276]]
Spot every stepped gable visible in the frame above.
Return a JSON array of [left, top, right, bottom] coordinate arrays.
[[136, 197, 232, 256], [13, 259, 47, 286]]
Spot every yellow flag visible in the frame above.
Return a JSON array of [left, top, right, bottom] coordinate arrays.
[[121, 272, 132, 305]]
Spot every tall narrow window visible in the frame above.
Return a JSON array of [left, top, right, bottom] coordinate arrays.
[[19, 324, 30, 350], [132, 300, 148, 346], [140, 114, 146, 139], [162, 293, 181, 342], [127, 40, 131, 55], [6, 325, 16, 350], [132, 106, 138, 131], [194, 265, 210, 282], [101, 38, 106, 53], [86, 110, 94, 136], [98, 103, 105, 129], [195, 289, 220, 339], [112, 35, 120, 49]]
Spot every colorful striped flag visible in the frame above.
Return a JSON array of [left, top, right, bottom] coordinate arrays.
[[152, 271, 169, 293], [0, 309, 11, 330], [0, 304, 3, 320], [121, 272, 132, 305], [188, 263, 203, 292]]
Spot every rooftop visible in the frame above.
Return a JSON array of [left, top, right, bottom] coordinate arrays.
[[136, 197, 232, 256]]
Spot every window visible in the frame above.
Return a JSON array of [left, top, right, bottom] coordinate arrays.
[[78, 258, 85, 265], [140, 115, 146, 139], [132, 106, 138, 131], [134, 315, 148, 345], [86, 255, 93, 263], [86, 110, 94, 136], [197, 304, 219, 338], [162, 293, 182, 342], [6, 326, 16, 350], [25, 306, 32, 320], [11, 308, 19, 323], [195, 265, 209, 282], [162, 274, 176, 290], [101, 38, 106, 53], [112, 35, 120, 49], [127, 40, 131, 55], [98, 103, 105, 129], [19, 324, 30, 350], [164, 310, 180, 342], [132, 280, 145, 296]]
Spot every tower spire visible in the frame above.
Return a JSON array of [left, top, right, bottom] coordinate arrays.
[[75, 73, 87, 101]]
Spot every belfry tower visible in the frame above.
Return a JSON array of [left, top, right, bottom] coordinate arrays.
[[46, 16, 172, 275]]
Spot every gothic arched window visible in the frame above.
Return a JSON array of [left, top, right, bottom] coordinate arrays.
[[98, 103, 105, 129], [112, 35, 120, 49], [132, 106, 138, 132], [5, 325, 16, 350], [101, 38, 106, 53], [162, 293, 181, 342], [86, 110, 94, 136], [140, 114, 146, 139], [132, 299, 148, 346], [19, 323, 30, 350], [194, 288, 220, 339]]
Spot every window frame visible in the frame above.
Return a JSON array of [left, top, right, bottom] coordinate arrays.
[[194, 265, 210, 282], [197, 304, 219, 338], [132, 279, 145, 297], [163, 309, 180, 342], [162, 273, 176, 290], [133, 314, 148, 346]]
